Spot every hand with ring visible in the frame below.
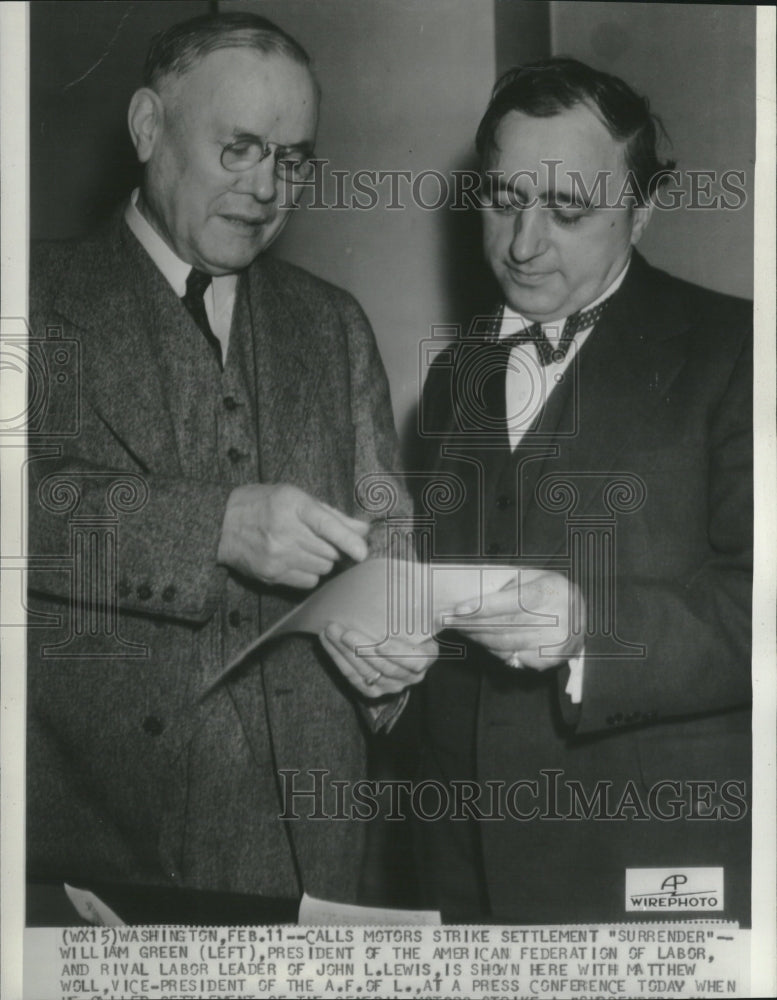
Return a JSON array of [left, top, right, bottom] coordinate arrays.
[[450, 569, 584, 671], [320, 623, 438, 699]]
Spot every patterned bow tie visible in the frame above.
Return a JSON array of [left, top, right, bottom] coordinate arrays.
[[499, 297, 612, 366], [182, 267, 223, 369]]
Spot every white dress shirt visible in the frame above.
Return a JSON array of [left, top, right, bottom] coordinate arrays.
[[496, 261, 630, 702], [125, 188, 238, 363], [498, 263, 629, 451]]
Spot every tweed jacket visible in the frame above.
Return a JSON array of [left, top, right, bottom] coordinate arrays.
[[26, 209, 408, 902], [416, 252, 753, 924]]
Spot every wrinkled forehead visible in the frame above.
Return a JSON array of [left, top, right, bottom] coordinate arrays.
[[159, 46, 319, 138], [486, 104, 630, 189]]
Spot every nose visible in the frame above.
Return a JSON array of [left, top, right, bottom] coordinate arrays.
[[508, 205, 547, 263], [236, 153, 279, 203]]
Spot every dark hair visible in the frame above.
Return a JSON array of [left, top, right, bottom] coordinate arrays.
[[475, 57, 676, 202], [143, 11, 311, 89]]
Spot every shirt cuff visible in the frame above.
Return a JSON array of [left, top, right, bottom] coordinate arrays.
[[565, 652, 585, 704]]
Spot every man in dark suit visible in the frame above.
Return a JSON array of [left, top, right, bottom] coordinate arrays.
[[27, 11, 434, 913], [412, 59, 752, 924]]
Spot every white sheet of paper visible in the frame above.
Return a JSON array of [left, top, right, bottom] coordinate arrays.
[[298, 892, 441, 926], [63, 884, 125, 926], [206, 559, 526, 691]]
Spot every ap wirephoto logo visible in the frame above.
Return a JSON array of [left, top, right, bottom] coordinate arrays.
[[626, 868, 724, 913]]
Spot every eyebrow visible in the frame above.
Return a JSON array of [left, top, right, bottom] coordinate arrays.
[[492, 179, 590, 209], [227, 127, 314, 153]]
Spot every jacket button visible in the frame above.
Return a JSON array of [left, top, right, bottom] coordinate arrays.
[[495, 495, 513, 509], [142, 716, 164, 736], [486, 541, 501, 555], [161, 585, 177, 602], [227, 447, 243, 463], [136, 584, 152, 600], [223, 396, 239, 411], [228, 610, 242, 627]]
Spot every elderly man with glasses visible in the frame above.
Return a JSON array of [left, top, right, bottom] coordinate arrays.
[[27, 11, 433, 915]]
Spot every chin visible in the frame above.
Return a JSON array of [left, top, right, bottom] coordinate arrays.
[[503, 290, 558, 320], [204, 244, 268, 273]]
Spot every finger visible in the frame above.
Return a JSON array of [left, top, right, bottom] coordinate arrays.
[[453, 589, 528, 618], [293, 548, 337, 578], [325, 626, 428, 691], [319, 501, 371, 535], [462, 632, 536, 654], [302, 502, 370, 563], [333, 627, 407, 683], [361, 634, 438, 674], [256, 544, 333, 581], [268, 568, 321, 590], [320, 631, 381, 697], [322, 624, 383, 687], [296, 529, 342, 565], [337, 628, 432, 680]]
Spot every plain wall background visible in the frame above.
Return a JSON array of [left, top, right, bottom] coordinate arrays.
[[30, 1, 210, 238], [30, 0, 756, 446], [549, 1, 755, 300]]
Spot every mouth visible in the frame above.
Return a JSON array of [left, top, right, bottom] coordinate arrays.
[[505, 266, 555, 285], [219, 214, 273, 232]]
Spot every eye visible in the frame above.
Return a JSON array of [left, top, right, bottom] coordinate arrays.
[[487, 195, 525, 213], [276, 147, 307, 166], [221, 139, 261, 170], [552, 207, 587, 227], [228, 140, 255, 157], [275, 148, 314, 182]]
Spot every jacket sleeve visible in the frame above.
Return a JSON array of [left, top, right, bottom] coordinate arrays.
[[568, 331, 752, 734], [26, 380, 232, 625]]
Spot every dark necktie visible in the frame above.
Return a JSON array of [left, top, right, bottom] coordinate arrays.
[[501, 297, 612, 366], [182, 267, 223, 369]]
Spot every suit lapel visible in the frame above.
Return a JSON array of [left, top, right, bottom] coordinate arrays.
[[50, 212, 182, 473], [520, 253, 692, 554], [244, 259, 326, 484]]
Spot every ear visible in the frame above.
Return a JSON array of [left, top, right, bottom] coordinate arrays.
[[128, 88, 163, 164], [629, 200, 654, 246]]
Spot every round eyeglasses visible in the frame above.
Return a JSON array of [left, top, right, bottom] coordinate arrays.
[[220, 137, 315, 183]]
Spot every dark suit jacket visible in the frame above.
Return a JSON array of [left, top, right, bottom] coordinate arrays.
[[416, 252, 752, 924], [26, 209, 408, 904]]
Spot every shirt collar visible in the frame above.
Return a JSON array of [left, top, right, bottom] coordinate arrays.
[[125, 188, 192, 297], [501, 257, 631, 335]]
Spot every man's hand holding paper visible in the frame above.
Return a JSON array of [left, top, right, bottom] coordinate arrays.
[[321, 625, 439, 699], [217, 482, 370, 589], [450, 569, 585, 671], [208, 560, 520, 695]]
